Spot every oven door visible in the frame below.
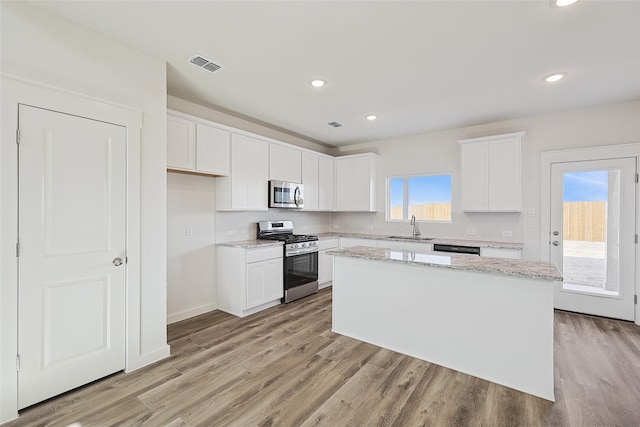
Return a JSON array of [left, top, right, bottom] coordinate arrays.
[[285, 251, 318, 289]]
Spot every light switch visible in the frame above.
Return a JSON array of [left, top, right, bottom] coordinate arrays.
[[185, 225, 193, 236], [527, 208, 535, 217], [527, 218, 536, 228]]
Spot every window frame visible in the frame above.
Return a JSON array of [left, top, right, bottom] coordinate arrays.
[[385, 172, 454, 223]]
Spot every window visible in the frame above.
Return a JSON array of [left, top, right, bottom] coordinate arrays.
[[387, 174, 452, 221]]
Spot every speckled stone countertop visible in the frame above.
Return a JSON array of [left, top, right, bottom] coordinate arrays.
[[216, 239, 283, 249], [315, 232, 523, 250], [327, 246, 562, 282]]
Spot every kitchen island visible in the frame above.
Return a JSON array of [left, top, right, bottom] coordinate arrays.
[[327, 246, 562, 401]]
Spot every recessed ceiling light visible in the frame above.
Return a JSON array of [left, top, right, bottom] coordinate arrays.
[[553, 0, 579, 7], [543, 72, 567, 83], [365, 114, 378, 121], [310, 79, 326, 88]]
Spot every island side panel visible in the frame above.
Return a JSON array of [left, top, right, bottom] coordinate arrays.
[[331, 256, 554, 401]]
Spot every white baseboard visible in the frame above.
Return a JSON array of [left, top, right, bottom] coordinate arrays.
[[167, 303, 217, 325]]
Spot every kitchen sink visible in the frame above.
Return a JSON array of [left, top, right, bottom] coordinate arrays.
[[385, 236, 434, 241]]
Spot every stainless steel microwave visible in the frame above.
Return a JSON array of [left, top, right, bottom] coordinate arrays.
[[269, 180, 304, 209]]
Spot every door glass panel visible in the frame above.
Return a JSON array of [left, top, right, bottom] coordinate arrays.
[[562, 170, 620, 296]]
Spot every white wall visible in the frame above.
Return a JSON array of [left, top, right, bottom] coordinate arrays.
[[167, 173, 217, 323], [332, 100, 640, 260], [1, 2, 168, 422]]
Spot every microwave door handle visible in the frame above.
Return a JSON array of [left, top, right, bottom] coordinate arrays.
[[294, 186, 300, 207]]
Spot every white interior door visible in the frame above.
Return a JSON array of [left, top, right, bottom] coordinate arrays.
[[18, 105, 127, 409], [550, 158, 636, 321]]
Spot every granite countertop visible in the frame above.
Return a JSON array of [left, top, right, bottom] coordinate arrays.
[[216, 239, 283, 249], [316, 232, 523, 250], [327, 246, 562, 282]]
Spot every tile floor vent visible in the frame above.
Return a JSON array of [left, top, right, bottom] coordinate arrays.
[[328, 121, 344, 128], [187, 54, 222, 73]]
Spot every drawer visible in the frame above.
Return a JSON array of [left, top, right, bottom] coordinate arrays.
[[246, 245, 283, 263]]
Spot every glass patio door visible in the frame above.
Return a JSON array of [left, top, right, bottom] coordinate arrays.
[[550, 158, 636, 321]]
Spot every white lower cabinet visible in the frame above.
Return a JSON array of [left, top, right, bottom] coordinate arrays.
[[217, 245, 283, 317], [480, 247, 522, 259], [318, 238, 339, 288]]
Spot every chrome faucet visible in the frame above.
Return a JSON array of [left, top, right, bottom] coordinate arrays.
[[410, 214, 421, 237]]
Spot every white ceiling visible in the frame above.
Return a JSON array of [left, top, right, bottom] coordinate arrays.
[[31, 1, 640, 147]]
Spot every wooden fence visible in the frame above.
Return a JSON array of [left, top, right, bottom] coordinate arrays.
[[563, 201, 606, 242], [390, 203, 451, 221]]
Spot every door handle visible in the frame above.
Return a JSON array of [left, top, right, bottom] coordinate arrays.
[[113, 257, 123, 266], [552, 241, 560, 246], [294, 186, 300, 207]]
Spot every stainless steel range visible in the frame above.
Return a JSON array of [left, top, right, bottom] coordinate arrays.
[[257, 221, 319, 303]]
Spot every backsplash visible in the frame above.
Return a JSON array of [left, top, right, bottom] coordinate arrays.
[[330, 211, 523, 243], [215, 210, 332, 242]]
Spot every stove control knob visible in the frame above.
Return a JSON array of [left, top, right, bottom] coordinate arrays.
[[291, 244, 298, 249], [302, 242, 308, 247]]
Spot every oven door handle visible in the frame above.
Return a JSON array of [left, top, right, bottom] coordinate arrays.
[[294, 186, 301, 207]]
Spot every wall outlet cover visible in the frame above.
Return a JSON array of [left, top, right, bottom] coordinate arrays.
[[502, 230, 513, 237], [466, 229, 476, 235]]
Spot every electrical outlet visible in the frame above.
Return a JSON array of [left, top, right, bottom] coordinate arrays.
[[527, 218, 536, 228], [185, 225, 193, 236], [227, 229, 238, 236], [240, 229, 247, 235], [333, 224, 340, 229], [527, 208, 535, 217], [466, 229, 476, 235], [366, 225, 374, 231], [502, 230, 513, 237]]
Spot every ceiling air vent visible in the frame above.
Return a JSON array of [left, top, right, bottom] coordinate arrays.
[[187, 54, 222, 73], [328, 121, 343, 128]]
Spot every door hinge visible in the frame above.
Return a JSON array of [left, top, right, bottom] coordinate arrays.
[[636, 173, 639, 183], [635, 294, 638, 305], [125, 256, 128, 264], [635, 234, 638, 244], [16, 355, 20, 372], [16, 241, 20, 258], [16, 129, 20, 145]]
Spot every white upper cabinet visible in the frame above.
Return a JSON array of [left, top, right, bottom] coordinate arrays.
[[301, 151, 319, 211], [459, 132, 524, 212], [318, 155, 335, 211], [335, 153, 378, 212], [195, 123, 230, 175], [216, 133, 269, 211], [167, 110, 230, 176], [269, 143, 302, 183], [167, 114, 195, 171]]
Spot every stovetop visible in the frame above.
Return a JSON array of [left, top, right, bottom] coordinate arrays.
[[259, 233, 319, 244]]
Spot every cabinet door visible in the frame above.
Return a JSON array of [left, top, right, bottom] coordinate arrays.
[[231, 133, 252, 209], [265, 258, 284, 301], [270, 143, 302, 183], [250, 138, 269, 210], [336, 155, 376, 211], [302, 151, 319, 210], [167, 115, 195, 170], [195, 123, 230, 175], [246, 258, 282, 309], [318, 249, 333, 284], [318, 156, 335, 211], [488, 138, 521, 211], [246, 261, 267, 309], [460, 141, 489, 211]]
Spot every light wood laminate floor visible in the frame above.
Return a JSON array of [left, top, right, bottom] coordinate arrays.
[[7, 288, 640, 426]]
